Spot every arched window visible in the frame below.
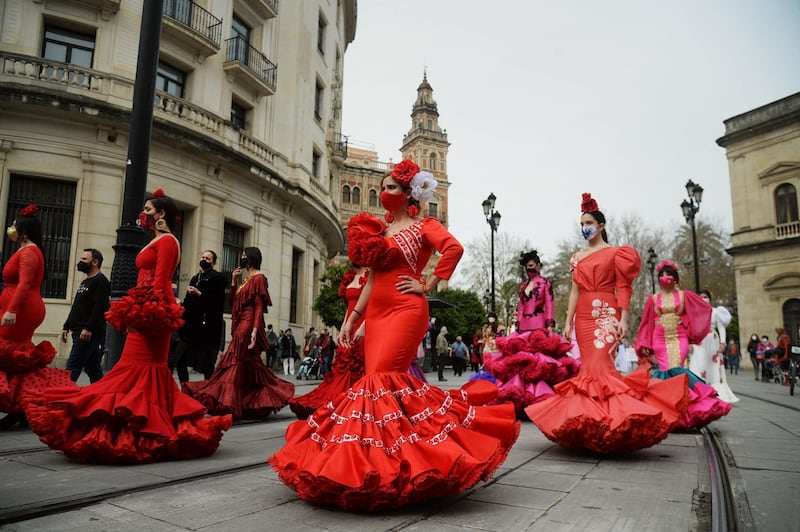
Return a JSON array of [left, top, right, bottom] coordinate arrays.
[[427, 119, 432, 130], [783, 298, 800, 344], [429, 152, 437, 171], [352, 186, 361, 205], [368, 189, 378, 207], [341, 185, 350, 204], [775, 183, 799, 224]]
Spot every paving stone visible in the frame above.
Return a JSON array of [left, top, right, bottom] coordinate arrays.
[[496, 469, 581, 492], [517, 458, 596, 477], [428, 499, 543, 531], [1, 503, 185, 532], [467, 482, 565, 510]]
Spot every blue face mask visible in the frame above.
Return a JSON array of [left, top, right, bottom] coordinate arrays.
[[581, 225, 598, 240]]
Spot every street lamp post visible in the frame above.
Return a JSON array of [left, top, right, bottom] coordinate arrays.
[[481, 193, 501, 314], [680, 180, 704, 292], [647, 247, 658, 294]]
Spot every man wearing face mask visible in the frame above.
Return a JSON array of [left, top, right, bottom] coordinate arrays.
[[171, 250, 227, 382], [62, 249, 110, 383]]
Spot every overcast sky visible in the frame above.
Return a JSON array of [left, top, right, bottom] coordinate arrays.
[[341, 1, 800, 269]]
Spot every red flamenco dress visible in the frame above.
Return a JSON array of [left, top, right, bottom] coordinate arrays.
[[0, 245, 73, 416], [482, 329, 580, 419], [183, 273, 294, 419], [635, 290, 731, 431], [269, 213, 519, 511], [524, 247, 690, 453], [25, 235, 232, 463], [289, 268, 367, 420]]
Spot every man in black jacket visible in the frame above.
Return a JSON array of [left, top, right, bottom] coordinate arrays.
[[62, 248, 110, 383], [172, 250, 227, 382]]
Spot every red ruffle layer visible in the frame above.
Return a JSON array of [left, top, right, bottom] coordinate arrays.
[[269, 372, 519, 511], [290, 342, 365, 420], [0, 366, 73, 414], [0, 338, 56, 373], [105, 286, 184, 333], [524, 366, 690, 453], [676, 381, 732, 431], [183, 340, 294, 420], [23, 363, 231, 463]]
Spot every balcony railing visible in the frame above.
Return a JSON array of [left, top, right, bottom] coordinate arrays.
[[163, 0, 222, 47], [332, 133, 348, 159], [776, 220, 800, 239], [224, 37, 277, 93]]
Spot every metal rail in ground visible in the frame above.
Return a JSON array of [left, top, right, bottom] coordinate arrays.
[[701, 427, 738, 532]]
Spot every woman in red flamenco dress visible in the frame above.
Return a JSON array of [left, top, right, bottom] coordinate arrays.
[[25, 190, 232, 463], [525, 194, 690, 453], [0, 205, 73, 429], [289, 266, 368, 420], [634, 261, 731, 430], [183, 247, 294, 420], [269, 160, 519, 511]]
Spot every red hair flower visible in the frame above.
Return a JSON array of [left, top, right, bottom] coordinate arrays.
[[153, 188, 165, 197], [580, 193, 599, 213], [656, 260, 679, 273], [19, 204, 39, 216], [390, 159, 420, 187]]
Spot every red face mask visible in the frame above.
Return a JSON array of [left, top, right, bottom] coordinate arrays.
[[139, 211, 155, 229], [380, 191, 407, 213]]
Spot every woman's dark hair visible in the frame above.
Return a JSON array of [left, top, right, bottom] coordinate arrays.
[[14, 213, 43, 249], [583, 210, 608, 243], [698, 289, 712, 300], [519, 250, 541, 266], [658, 265, 680, 284], [243, 246, 262, 270], [148, 193, 179, 232]]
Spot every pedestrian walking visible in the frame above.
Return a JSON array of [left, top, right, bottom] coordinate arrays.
[[62, 248, 110, 383], [450, 335, 468, 376], [281, 328, 298, 376], [726, 339, 740, 375], [435, 326, 449, 381], [746, 333, 761, 380]]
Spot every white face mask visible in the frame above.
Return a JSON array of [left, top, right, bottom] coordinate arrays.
[[488, 317, 496, 323]]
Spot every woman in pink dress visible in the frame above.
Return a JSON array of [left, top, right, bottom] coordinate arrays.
[[0, 205, 73, 429], [183, 247, 294, 420], [634, 261, 731, 430], [481, 250, 578, 417], [26, 190, 231, 463], [525, 194, 689, 453]]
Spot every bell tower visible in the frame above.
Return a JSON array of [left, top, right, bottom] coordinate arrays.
[[400, 72, 451, 227]]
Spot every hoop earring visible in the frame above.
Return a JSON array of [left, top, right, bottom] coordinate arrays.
[[155, 218, 168, 232]]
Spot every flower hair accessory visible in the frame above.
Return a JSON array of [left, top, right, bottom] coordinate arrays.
[[409, 171, 437, 202], [153, 188, 165, 197], [580, 193, 599, 213], [19, 204, 39, 216], [390, 159, 420, 187], [656, 260, 679, 273]]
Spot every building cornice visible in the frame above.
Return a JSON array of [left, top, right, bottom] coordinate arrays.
[[717, 91, 800, 148], [726, 235, 800, 256]]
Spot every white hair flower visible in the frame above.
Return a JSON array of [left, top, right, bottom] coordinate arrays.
[[409, 171, 438, 202]]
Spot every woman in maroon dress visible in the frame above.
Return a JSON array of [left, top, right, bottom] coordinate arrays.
[[183, 247, 294, 419], [26, 190, 232, 463], [0, 205, 72, 428]]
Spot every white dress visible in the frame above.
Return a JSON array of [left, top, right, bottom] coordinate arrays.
[[690, 306, 738, 403]]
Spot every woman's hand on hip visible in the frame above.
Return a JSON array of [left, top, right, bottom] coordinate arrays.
[[396, 275, 424, 294]]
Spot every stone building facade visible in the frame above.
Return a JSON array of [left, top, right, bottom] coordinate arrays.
[[717, 91, 800, 345], [0, 0, 357, 362]]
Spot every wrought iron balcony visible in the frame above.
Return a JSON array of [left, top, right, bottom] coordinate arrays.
[[162, 0, 222, 55], [332, 132, 348, 160], [223, 37, 277, 96]]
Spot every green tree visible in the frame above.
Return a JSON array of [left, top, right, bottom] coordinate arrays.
[[312, 262, 351, 327], [430, 288, 487, 345]]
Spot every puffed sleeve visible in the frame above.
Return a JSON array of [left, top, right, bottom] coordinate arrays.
[[424, 218, 464, 280], [714, 306, 731, 344], [8, 247, 42, 313], [682, 291, 712, 345], [346, 212, 399, 268], [634, 294, 656, 355], [543, 277, 556, 328], [154, 236, 180, 298], [613, 245, 641, 311]]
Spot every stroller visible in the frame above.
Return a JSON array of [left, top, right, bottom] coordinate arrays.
[[762, 349, 785, 384], [296, 349, 324, 380]]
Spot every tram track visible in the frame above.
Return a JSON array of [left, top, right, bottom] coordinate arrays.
[[701, 427, 738, 532], [0, 417, 290, 526]]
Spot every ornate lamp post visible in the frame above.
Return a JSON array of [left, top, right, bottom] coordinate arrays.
[[680, 180, 704, 292], [647, 247, 658, 294], [481, 193, 501, 314]]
